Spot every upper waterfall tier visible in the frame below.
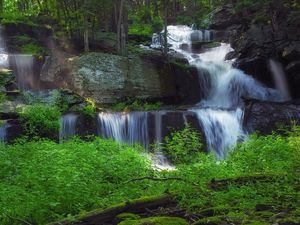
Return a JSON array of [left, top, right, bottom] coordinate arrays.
[[150, 25, 284, 158]]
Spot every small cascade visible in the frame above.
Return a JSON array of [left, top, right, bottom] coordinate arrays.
[[97, 112, 149, 148], [154, 111, 167, 144], [59, 114, 78, 142], [152, 25, 284, 157], [0, 26, 9, 68], [269, 59, 291, 101], [0, 122, 10, 142], [150, 25, 211, 50], [192, 108, 245, 158], [10, 54, 37, 90]]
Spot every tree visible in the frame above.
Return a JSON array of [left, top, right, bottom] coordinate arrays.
[[116, 0, 128, 56]]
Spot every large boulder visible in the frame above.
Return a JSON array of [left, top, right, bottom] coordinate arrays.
[[41, 50, 203, 105]]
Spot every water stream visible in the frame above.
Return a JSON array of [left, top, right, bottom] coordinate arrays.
[[154, 25, 283, 158], [59, 113, 79, 142]]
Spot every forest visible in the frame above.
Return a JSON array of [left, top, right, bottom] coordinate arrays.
[[0, 0, 299, 225]]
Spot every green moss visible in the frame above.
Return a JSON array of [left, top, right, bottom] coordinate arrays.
[[245, 221, 269, 225], [117, 213, 141, 221], [55, 195, 172, 224], [226, 211, 249, 221], [12, 34, 47, 56], [254, 211, 274, 219], [192, 216, 224, 225], [118, 216, 188, 225], [110, 100, 162, 112]]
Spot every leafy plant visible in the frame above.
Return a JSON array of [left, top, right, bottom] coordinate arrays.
[[18, 104, 61, 139], [164, 124, 203, 164]]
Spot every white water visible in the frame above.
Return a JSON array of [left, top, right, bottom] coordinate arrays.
[[11, 54, 36, 90], [157, 25, 283, 158], [59, 114, 78, 142], [97, 111, 175, 170], [97, 112, 149, 148], [0, 26, 9, 69]]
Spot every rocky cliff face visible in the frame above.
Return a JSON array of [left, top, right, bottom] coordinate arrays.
[[210, 1, 300, 98]]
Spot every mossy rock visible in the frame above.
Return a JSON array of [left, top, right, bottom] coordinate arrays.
[[245, 221, 269, 225], [117, 212, 141, 221], [118, 216, 188, 225], [254, 210, 274, 219], [192, 216, 224, 225], [226, 211, 249, 221]]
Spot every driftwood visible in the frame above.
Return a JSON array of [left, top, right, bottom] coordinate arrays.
[[48, 194, 175, 225]]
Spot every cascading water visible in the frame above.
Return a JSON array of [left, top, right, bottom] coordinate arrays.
[[97, 112, 149, 148], [153, 25, 283, 158], [0, 122, 10, 142], [0, 26, 9, 69], [59, 114, 79, 142], [269, 59, 291, 101], [10, 54, 37, 90]]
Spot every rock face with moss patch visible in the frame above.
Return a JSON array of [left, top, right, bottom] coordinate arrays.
[[72, 52, 176, 104]]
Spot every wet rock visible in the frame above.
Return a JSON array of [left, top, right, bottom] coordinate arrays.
[[286, 61, 300, 98], [225, 51, 239, 61], [209, 4, 243, 30], [209, 1, 300, 99], [243, 100, 300, 134], [233, 56, 274, 87], [2, 119, 23, 143]]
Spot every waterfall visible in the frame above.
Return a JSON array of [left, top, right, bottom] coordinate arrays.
[[10, 54, 37, 90], [154, 25, 283, 158], [97, 112, 149, 148], [0, 122, 10, 142], [0, 26, 9, 69], [59, 114, 78, 142], [269, 59, 291, 101]]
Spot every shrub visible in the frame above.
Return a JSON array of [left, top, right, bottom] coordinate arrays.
[[164, 124, 203, 164], [19, 104, 61, 139], [0, 138, 152, 225]]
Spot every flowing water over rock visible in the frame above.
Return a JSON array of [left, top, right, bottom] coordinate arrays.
[[97, 112, 149, 149], [269, 59, 291, 101], [59, 114, 79, 142], [157, 25, 283, 158], [0, 26, 9, 69], [0, 122, 11, 143]]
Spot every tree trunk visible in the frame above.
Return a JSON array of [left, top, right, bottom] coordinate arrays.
[[116, 0, 127, 56], [83, 0, 89, 52]]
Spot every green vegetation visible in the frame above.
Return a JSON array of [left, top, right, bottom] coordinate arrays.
[[111, 100, 162, 112], [12, 34, 46, 55], [164, 124, 204, 164], [0, 127, 299, 224], [118, 216, 188, 225], [18, 104, 61, 138]]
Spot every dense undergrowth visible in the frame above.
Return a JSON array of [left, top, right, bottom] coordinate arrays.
[[0, 127, 299, 224]]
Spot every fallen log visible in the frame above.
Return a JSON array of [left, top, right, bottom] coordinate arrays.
[[48, 194, 175, 225]]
